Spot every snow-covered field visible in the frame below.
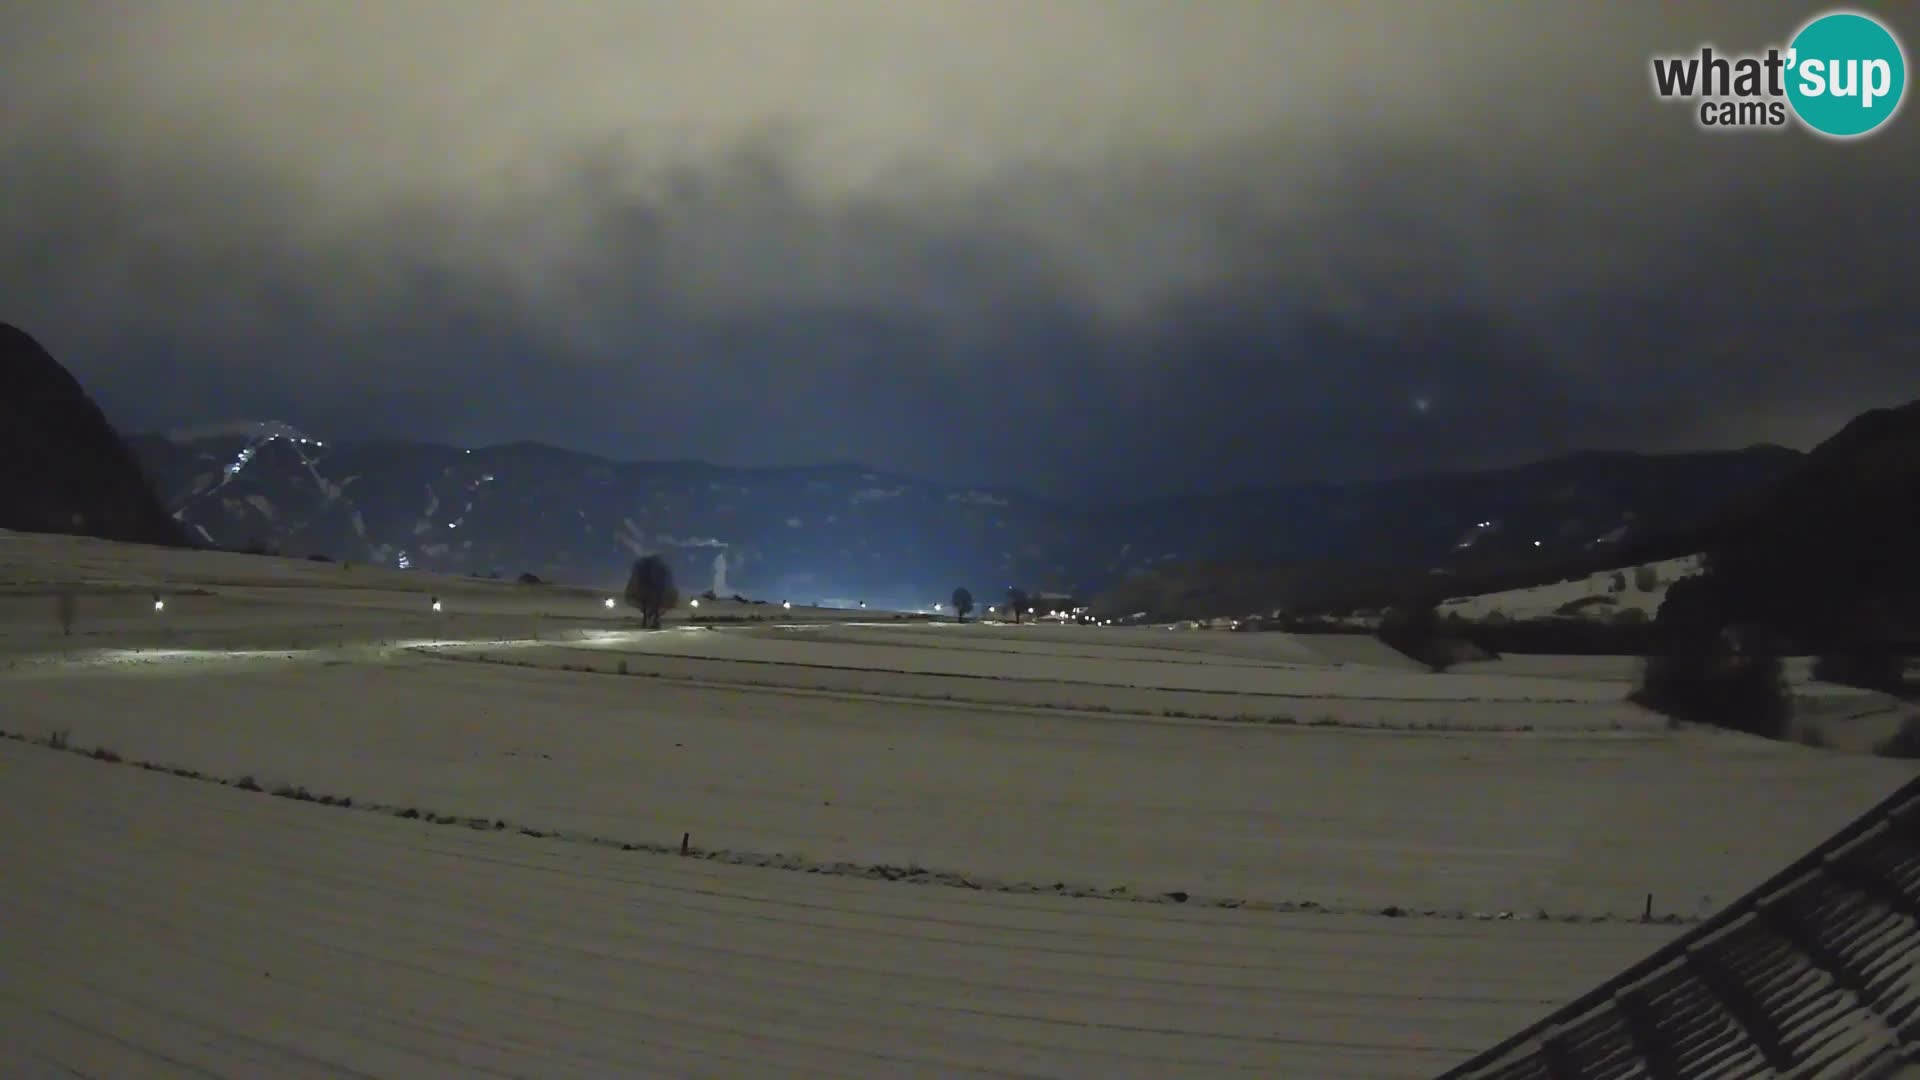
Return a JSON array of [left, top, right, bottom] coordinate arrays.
[[3, 530, 1914, 1076]]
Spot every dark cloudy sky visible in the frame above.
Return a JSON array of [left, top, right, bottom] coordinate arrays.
[[4, 2, 1916, 500]]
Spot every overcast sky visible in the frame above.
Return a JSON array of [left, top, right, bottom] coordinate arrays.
[[4, 1, 1916, 500]]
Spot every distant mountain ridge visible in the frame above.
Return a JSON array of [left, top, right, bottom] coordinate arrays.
[[1276, 397, 1920, 637], [1700, 398, 1920, 640], [128, 420, 1802, 606], [0, 323, 185, 547]]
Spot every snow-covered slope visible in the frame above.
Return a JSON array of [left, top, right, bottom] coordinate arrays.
[[165, 419, 320, 445], [1438, 554, 1704, 622]]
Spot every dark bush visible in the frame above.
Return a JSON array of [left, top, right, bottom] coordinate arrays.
[[1632, 573, 1789, 739], [1378, 602, 1454, 672], [1634, 646, 1789, 739], [1453, 617, 1660, 656], [1876, 717, 1920, 759]]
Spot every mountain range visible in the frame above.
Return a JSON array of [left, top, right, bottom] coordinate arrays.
[[125, 421, 1801, 607], [5, 319, 1872, 613]]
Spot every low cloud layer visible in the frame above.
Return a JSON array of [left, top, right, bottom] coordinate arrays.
[[4, 1, 1916, 498]]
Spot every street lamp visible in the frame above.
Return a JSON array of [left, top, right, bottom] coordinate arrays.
[[604, 597, 616, 609], [152, 595, 165, 613], [430, 596, 443, 613]]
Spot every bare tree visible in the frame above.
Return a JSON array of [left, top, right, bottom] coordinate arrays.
[[951, 587, 974, 623], [625, 555, 677, 629], [1006, 587, 1029, 625]]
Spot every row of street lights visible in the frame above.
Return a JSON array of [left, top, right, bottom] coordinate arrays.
[[423, 597, 809, 615], [146, 590, 1117, 627]]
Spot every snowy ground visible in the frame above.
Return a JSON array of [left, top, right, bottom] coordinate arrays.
[[3, 530, 1915, 1076]]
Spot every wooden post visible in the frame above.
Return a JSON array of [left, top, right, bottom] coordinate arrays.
[[1643, 893, 1653, 922], [680, 831, 690, 856]]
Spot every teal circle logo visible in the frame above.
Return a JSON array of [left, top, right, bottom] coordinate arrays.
[[1786, 11, 1907, 137]]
